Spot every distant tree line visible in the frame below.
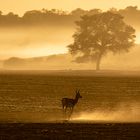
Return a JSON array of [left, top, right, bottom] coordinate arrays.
[[0, 6, 139, 27], [0, 8, 100, 27]]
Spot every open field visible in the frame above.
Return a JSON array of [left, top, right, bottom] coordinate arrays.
[[0, 70, 140, 139], [0, 70, 140, 122], [0, 71, 140, 122]]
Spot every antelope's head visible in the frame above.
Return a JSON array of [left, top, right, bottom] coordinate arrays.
[[76, 90, 82, 99]]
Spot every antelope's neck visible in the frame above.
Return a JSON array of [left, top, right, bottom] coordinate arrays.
[[74, 97, 79, 104]]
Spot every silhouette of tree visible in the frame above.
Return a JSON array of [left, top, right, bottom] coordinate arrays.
[[118, 6, 140, 28], [68, 12, 136, 70], [71, 8, 87, 16], [0, 7, 139, 28], [88, 9, 101, 16]]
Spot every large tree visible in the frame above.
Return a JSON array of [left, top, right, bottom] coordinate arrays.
[[68, 12, 136, 70]]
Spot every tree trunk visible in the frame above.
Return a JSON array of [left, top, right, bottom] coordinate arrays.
[[96, 55, 101, 71]]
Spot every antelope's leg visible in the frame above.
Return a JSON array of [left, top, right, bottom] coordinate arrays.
[[68, 107, 73, 120], [62, 106, 67, 120], [71, 107, 74, 114], [65, 106, 68, 113], [62, 101, 65, 110]]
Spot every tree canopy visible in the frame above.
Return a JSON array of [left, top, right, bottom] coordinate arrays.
[[68, 12, 136, 70]]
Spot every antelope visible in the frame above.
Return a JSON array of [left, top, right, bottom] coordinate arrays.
[[62, 90, 82, 119]]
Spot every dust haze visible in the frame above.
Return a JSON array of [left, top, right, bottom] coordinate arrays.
[[73, 102, 140, 122]]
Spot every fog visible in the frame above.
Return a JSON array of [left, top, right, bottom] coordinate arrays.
[[0, 26, 73, 59], [0, 7, 140, 70]]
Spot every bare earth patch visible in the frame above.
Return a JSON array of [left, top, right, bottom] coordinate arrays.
[[0, 123, 139, 139]]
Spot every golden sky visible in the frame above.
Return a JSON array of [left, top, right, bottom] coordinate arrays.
[[0, 0, 140, 15], [0, 0, 140, 60]]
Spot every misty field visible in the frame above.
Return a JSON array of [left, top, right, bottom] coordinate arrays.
[[0, 70, 139, 122]]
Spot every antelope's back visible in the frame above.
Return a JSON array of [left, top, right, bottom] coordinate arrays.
[[62, 98, 74, 106]]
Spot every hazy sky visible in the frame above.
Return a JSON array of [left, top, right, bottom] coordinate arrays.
[[0, 0, 140, 15], [0, 0, 140, 60]]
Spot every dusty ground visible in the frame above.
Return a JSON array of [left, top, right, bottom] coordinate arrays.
[[0, 123, 139, 140]]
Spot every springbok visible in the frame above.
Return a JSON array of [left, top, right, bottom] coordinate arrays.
[[62, 90, 82, 119]]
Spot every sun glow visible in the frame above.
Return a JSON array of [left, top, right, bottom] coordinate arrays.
[[17, 43, 68, 58], [73, 109, 140, 122], [0, 43, 68, 59], [73, 102, 140, 122]]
